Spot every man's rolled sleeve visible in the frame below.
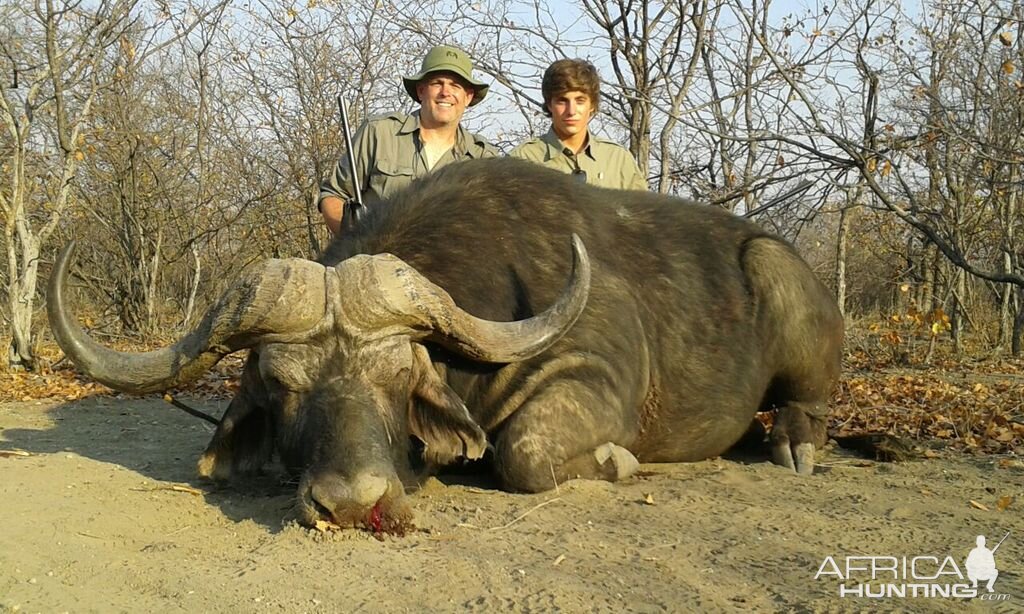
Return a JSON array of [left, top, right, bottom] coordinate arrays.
[[318, 122, 374, 210]]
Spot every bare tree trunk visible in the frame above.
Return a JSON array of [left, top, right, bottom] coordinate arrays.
[[950, 267, 966, 354], [1002, 162, 1020, 353], [307, 189, 322, 256], [5, 236, 40, 371], [920, 242, 937, 312], [182, 243, 201, 329], [144, 228, 163, 334], [835, 202, 855, 319], [1013, 287, 1023, 356], [1013, 247, 1023, 356], [998, 253, 1013, 350]]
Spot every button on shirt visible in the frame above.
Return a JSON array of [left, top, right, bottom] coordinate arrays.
[[319, 111, 499, 206], [509, 128, 648, 191]]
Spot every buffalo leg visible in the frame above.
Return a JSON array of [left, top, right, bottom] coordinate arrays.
[[197, 391, 272, 480], [197, 356, 273, 481], [493, 381, 639, 493], [742, 237, 842, 476], [770, 400, 828, 475]]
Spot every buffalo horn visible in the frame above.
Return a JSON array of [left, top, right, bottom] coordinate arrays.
[[341, 234, 590, 363], [47, 242, 328, 394]]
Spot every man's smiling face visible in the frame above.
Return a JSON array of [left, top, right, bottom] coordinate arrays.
[[416, 71, 475, 129]]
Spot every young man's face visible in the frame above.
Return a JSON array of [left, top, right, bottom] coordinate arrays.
[[417, 71, 475, 129], [547, 90, 595, 141]]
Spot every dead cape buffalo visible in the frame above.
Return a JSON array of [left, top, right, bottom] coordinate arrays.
[[48, 157, 843, 531]]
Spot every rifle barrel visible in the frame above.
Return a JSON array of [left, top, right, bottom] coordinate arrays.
[[337, 95, 364, 208]]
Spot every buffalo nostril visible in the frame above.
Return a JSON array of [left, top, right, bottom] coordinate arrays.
[[310, 497, 334, 522], [308, 472, 390, 519], [309, 479, 347, 517], [349, 474, 389, 507]]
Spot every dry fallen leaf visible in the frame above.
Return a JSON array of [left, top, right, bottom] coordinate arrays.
[[996, 495, 1013, 511], [314, 519, 341, 533], [643, 494, 655, 505], [0, 450, 31, 458], [969, 500, 990, 511]]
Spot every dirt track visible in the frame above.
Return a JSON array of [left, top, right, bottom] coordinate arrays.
[[1, 395, 1022, 613]]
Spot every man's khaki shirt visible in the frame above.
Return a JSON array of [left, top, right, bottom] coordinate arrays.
[[509, 129, 648, 191], [319, 111, 498, 207]]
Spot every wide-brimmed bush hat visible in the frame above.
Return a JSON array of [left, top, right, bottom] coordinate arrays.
[[403, 45, 489, 107]]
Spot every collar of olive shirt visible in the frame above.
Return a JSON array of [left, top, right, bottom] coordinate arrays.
[[539, 127, 599, 163], [396, 111, 483, 158]]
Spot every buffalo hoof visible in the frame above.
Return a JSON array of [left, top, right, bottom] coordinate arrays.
[[594, 442, 640, 480], [772, 442, 815, 475]]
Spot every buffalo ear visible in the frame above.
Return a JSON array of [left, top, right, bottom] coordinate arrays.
[[407, 343, 487, 467], [197, 358, 274, 480]]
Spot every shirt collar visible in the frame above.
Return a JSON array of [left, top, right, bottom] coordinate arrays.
[[541, 127, 596, 161], [400, 111, 473, 155], [397, 112, 421, 135]]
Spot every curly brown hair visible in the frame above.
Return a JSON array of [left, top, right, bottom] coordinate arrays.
[[541, 59, 601, 117]]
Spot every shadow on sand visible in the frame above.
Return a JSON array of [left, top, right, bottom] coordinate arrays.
[[1, 394, 512, 532], [1, 395, 301, 531]]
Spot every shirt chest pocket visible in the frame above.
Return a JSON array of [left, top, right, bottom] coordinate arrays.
[[369, 160, 415, 200]]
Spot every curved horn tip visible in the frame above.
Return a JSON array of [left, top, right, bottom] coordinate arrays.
[[49, 241, 79, 321], [570, 233, 588, 268], [54, 241, 78, 275]]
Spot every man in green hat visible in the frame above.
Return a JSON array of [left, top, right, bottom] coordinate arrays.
[[318, 45, 498, 234], [511, 59, 647, 191]]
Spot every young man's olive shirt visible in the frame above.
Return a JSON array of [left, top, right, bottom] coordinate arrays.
[[509, 128, 648, 191], [319, 111, 498, 207]]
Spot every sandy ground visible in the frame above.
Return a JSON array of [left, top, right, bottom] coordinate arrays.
[[1, 395, 1022, 613]]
